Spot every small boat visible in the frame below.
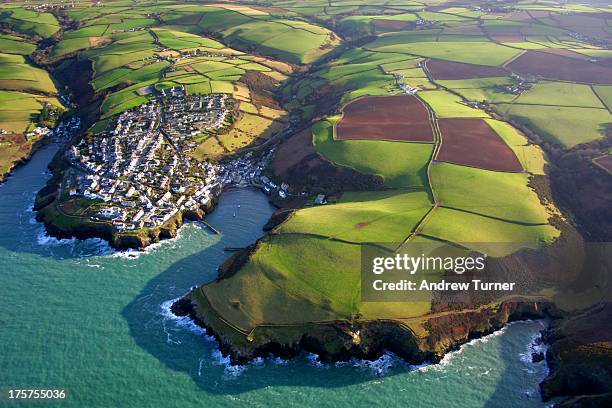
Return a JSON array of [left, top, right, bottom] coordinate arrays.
[[237, 204, 241, 208], [233, 212, 236, 217]]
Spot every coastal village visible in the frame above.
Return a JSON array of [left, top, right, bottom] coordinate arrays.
[[62, 87, 286, 232]]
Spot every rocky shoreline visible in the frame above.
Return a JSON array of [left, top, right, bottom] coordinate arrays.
[[172, 293, 611, 404], [35, 181, 220, 250], [172, 293, 552, 365]]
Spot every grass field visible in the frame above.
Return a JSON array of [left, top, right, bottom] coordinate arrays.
[[430, 162, 551, 224], [496, 103, 610, 147], [419, 90, 490, 118], [218, 112, 284, 151], [277, 190, 432, 243], [370, 36, 520, 66], [202, 234, 362, 331], [484, 119, 547, 175], [0, 35, 36, 55], [593, 85, 612, 112], [313, 119, 433, 189], [0, 32, 61, 137], [419, 207, 559, 256], [437, 77, 518, 104], [0, 7, 59, 38], [0, 91, 62, 133], [513, 81, 605, 108]]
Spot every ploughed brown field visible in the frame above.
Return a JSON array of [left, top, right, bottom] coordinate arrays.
[[506, 51, 612, 84], [436, 118, 523, 172], [425, 59, 508, 80], [336, 95, 435, 142]]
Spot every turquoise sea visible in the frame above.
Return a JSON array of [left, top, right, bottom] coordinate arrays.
[[0, 145, 550, 407]]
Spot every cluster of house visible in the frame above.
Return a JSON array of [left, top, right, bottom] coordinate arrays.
[[218, 147, 301, 200], [64, 94, 228, 232], [415, 18, 437, 29], [160, 49, 238, 65], [396, 78, 419, 95], [568, 31, 610, 51], [504, 74, 534, 95], [218, 148, 275, 187], [112, 27, 146, 34], [59, 83, 300, 233], [24, 116, 80, 141], [25, 126, 51, 138], [161, 86, 232, 152], [25, 3, 68, 11]]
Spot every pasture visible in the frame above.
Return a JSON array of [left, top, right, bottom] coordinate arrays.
[[277, 190, 432, 243], [313, 119, 433, 189], [430, 162, 552, 224]]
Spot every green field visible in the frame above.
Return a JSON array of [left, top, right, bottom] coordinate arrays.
[[513, 81, 605, 108], [50, 37, 103, 59], [437, 77, 518, 104], [484, 119, 547, 175], [277, 190, 432, 243], [153, 28, 224, 50], [419, 207, 559, 256], [430, 162, 551, 224], [0, 35, 36, 55], [0, 7, 59, 38], [593, 85, 612, 112], [496, 103, 610, 147], [202, 234, 362, 331], [370, 36, 520, 66], [419, 90, 490, 118], [0, 57, 57, 95], [313, 119, 433, 189]]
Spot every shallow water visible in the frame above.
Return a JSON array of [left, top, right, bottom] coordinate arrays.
[[0, 145, 549, 407]]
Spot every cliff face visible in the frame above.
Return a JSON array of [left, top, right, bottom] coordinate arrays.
[[540, 305, 612, 405], [173, 293, 550, 366]]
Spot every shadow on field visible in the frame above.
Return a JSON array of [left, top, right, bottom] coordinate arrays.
[[121, 189, 406, 394], [121, 239, 403, 395], [121, 188, 550, 399]]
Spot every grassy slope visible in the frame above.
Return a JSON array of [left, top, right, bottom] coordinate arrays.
[[496, 103, 610, 147], [202, 235, 362, 331], [419, 207, 559, 257], [278, 190, 432, 243], [430, 162, 551, 224], [370, 37, 520, 66], [313, 119, 433, 189], [419, 90, 490, 118], [513, 81, 605, 108]]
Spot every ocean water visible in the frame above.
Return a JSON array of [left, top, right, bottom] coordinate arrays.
[[0, 145, 550, 407]]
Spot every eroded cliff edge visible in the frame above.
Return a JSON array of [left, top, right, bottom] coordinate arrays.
[[173, 216, 611, 405]]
